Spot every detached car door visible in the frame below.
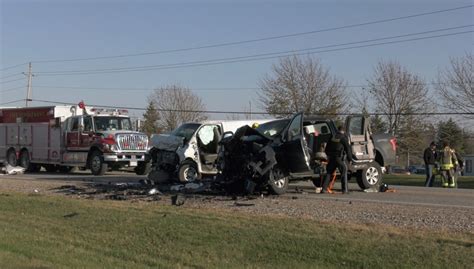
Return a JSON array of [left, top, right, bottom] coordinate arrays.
[[345, 116, 375, 161], [283, 113, 311, 172]]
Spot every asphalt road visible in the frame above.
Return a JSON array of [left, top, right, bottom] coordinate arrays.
[[3, 170, 473, 210]]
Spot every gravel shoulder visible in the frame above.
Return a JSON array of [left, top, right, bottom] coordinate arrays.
[[1, 174, 473, 233]]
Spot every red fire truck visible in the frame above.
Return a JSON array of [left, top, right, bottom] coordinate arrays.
[[0, 102, 150, 175]]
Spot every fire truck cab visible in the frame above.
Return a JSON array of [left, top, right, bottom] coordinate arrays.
[[0, 103, 150, 175]]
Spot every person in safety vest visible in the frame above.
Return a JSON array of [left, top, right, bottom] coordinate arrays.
[[439, 141, 458, 188], [321, 126, 352, 194]]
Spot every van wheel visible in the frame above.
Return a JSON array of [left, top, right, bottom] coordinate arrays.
[[89, 151, 108, 176], [135, 161, 151, 175], [7, 149, 17, 166], [268, 168, 289, 195], [356, 162, 383, 190], [178, 161, 201, 182]]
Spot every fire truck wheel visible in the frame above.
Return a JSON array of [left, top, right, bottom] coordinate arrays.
[[19, 150, 31, 171], [44, 164, 58, 173], [90, 151, 108, 176], [135, 161, 151, 175], [7, 149, 17, 166]]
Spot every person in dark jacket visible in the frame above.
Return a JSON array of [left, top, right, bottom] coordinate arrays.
[[423, 141, 437, 187], [321, 126, 352, 194]]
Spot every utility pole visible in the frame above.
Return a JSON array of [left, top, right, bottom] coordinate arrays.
[[23, 62, 34, 107]]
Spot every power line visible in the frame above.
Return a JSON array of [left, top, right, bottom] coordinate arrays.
[[33, 85, 261, 91], [0, 99, 26, 106], [30, 99, 474, 116], [29, 81, 467, 93], [27, 5, 473, 64], [0, 73, 23, 80], [35, 28, 473, 76], [0, 85, 26, 93], [0, 77, 25, 84], [0, 62, 28, 72]]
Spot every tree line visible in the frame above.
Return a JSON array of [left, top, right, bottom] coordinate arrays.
[[141, 53, 473, 159]]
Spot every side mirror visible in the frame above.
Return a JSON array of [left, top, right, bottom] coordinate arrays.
[[50, 117, 61, 128]]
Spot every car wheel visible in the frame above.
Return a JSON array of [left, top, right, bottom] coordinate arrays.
[[135, 161, 151, 175], [89, 151, 108, 176], [356, 162, 383, 190], [178, 161, 201, 182], [268, 168, 289, 195], [7, 149, 17, 166]]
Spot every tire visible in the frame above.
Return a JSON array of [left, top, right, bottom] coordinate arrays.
[[178, 161, 201, 182], [135, 161, 151, 175], [19, 150, 31, 171], [89, 151, 108, 176], [356, 162, 383, 190], [58, 166, 77, 174], [268, 168, 289, 195], [7, 149, 17, 166], [44, 164, 58, 173]]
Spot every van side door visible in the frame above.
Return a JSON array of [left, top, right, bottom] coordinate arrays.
[[345, 116, 375, 161]]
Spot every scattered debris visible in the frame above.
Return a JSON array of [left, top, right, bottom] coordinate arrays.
[[1, 164, 26, 175], [234, 202, 255, 207], [63, 212, 79, 218], [148, 188, 161, 195], [363, 188, 378, 193], [171, 194, 186, 206]]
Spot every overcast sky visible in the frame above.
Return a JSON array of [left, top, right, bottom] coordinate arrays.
[[1, 0, 472, 120]]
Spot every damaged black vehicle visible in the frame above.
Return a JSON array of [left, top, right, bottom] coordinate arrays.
[[216, 113, 397, 195]]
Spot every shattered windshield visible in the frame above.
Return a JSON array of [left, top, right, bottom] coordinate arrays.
[[256, 119, 290, 138], [94, 116, 132, 131], [171, 123, 201, 141]]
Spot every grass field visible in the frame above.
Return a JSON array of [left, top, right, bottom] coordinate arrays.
[[0, 193, 473, 268], [383, 174, 474, 189]]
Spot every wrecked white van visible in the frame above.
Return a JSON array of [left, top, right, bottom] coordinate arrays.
[[147, 120, 269, 183]]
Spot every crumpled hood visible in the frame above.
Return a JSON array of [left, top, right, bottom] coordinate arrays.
[[150, 134, 184, 152]]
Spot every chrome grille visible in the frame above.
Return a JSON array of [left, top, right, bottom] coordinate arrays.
[[116, 134, 148, 151]]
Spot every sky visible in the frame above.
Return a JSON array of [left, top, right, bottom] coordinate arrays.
[[0, 0, 473, 120]]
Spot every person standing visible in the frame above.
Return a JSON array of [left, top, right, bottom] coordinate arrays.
[[423, 142, 437, 187], [439, 141, 458, 188], [321, 126, 352, 194]]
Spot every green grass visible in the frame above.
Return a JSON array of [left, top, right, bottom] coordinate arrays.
[[383, 174, 474, 189], [0, 193, 473, 269]]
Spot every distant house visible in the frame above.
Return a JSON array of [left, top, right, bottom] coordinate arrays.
[[464, 155, 474, 176]]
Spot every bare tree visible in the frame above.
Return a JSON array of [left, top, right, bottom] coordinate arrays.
[[368, 60, 432, 136], [149, 85, 207, 132], [436, 53, 473, 119], [259, 56, 347, 118]]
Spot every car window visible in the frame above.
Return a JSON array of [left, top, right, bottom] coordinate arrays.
[[171, 123, 201, 141], [70, 118, 79, 131], [287, 114, 302, 141], [256, 119, 290, 138], [83, 116, 93, 132], [348, 117, 364, 135]]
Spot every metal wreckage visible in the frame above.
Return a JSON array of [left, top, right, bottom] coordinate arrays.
[[147, 113, 396, 195]]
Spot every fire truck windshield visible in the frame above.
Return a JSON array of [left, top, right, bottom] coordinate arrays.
[[94, 116, 132, 131]]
